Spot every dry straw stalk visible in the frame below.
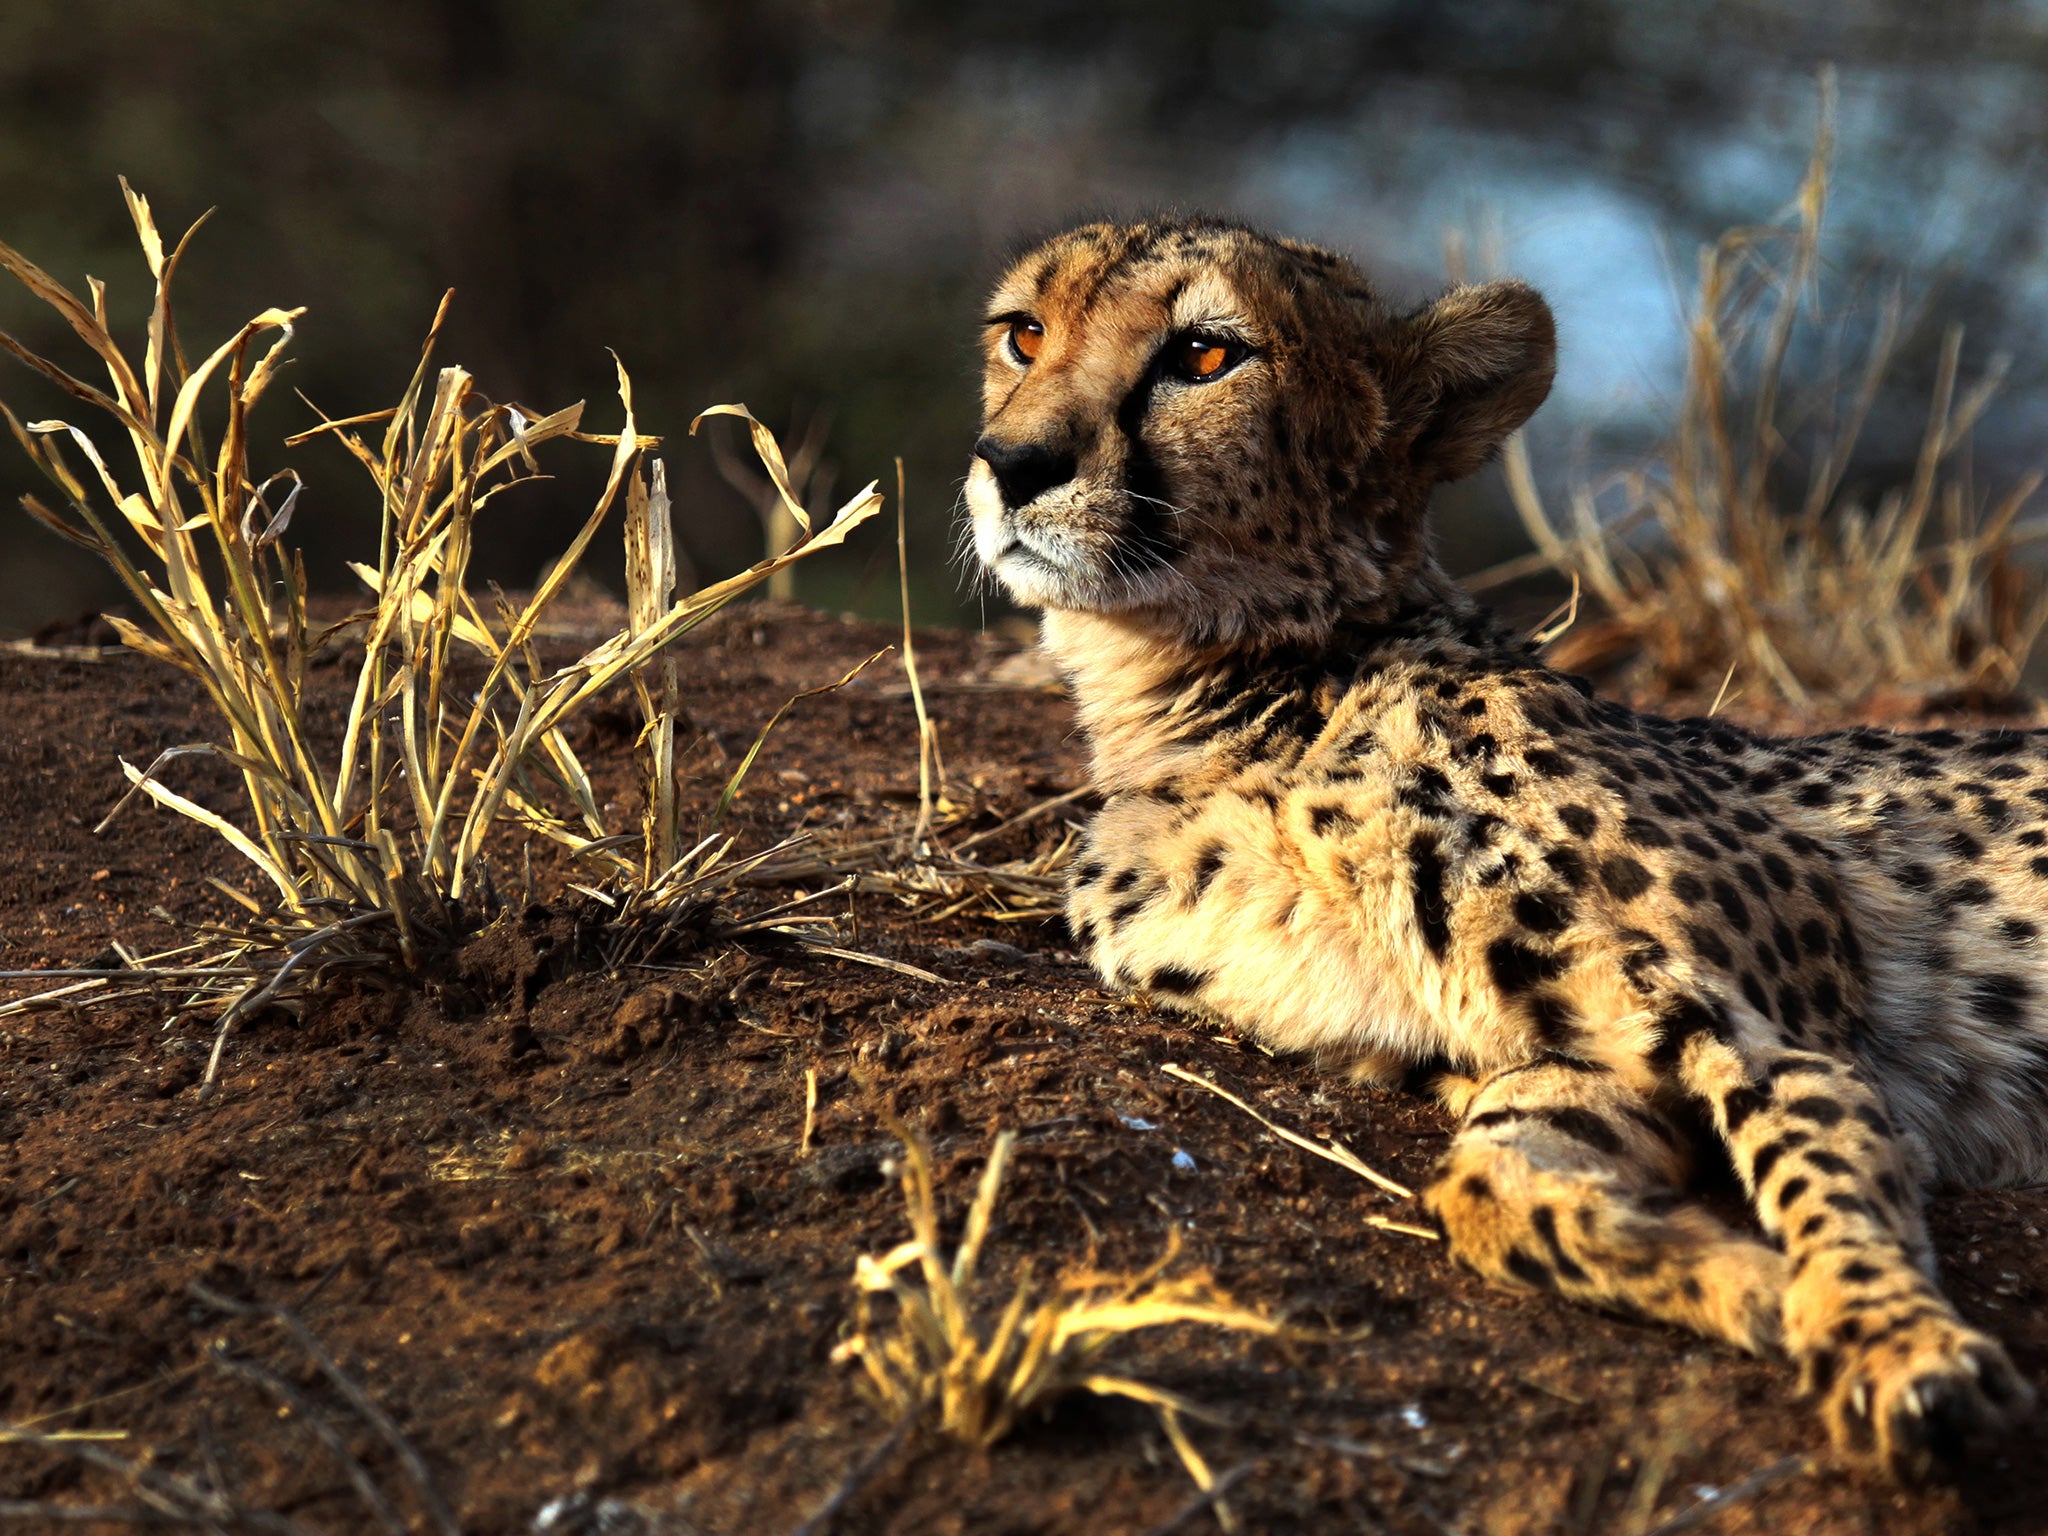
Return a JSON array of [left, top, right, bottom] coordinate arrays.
[[0, 183, 882, 1027], [1495, 70, 2048, 710], [833, 1124, 1282, 1450]]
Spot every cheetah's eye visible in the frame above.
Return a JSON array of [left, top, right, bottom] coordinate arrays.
[[1168, 334, 1245, 383], [1007, 319, 1045, 364]]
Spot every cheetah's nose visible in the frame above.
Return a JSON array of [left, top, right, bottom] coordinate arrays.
[[974, 434, 1077, 510]]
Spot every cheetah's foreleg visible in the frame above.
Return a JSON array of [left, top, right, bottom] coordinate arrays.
[[1686, 1037, 2034, 1478], [1423, 1056, 1786, 1353]]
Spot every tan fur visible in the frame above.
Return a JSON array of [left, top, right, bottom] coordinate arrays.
[[968, 217, 2038, 1479]]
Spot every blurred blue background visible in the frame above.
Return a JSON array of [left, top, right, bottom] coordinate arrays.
[[2, 0, 2043, 634]]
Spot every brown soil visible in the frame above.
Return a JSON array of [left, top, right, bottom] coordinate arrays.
[[4, 604, 2048, 1536]]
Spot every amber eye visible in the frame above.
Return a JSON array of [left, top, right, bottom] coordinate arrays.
[[1170, 334, 1242, 382], [1007, 319, 1045, 363]]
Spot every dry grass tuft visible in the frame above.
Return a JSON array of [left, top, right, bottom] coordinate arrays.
[[1496, 71, 2048, 712], [832, 1123, 1282, 1453], [0, 184, 882, 1048]]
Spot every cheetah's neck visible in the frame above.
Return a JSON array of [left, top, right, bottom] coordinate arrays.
[[1041, 563, 1529, 794]]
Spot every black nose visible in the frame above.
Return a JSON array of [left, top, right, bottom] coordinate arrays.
[[975, 434, 1077, 509]]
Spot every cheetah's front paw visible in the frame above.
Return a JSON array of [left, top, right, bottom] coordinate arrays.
[[1804, 1315, 2033, 1480]]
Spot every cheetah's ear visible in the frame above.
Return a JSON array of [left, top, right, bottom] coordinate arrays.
[[1402, 280, 1556, 483]]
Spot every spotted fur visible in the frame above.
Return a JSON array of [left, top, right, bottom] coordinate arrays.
[[968, 217, 2037, 1479]]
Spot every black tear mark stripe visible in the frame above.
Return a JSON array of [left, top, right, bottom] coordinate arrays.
[[1110, 360, 1180, 571]]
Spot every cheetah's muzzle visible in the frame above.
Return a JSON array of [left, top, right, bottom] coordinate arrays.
[[967, 214, 2038, 1480]]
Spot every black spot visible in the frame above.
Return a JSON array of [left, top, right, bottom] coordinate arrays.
[[2000, 917, 2038, 946], [1461, 731, 1500, 760], [1670, 872, 1707, 905], [1967, 972, 2032, 1028], [1600, 856, 1655, 900], [1684, 924, 1734, 968], [1750, 1139, 1792, 1186], [1948, 830, 1985, 861], [1680, 832, 1722, 862], [1076, 861, 1106, 888], [1722, 1084, 1771, 1134], [1771, 921, 1799, 965], [1107, 895, 1149, 927], [1409, 833, 1453, 958], [1968, 730, 2028, 757], [1794, 780, 1836, 807], [1188, 843, 1227, 900], [1762, 852, 1795, 890], [1149, 966, 1208, 996], [1622, 816, 1673, 849], [1810, 977, 1842, 1019], [1528, 992, 1577, 1044], [1742, 973, 1772, 1018], [1461, 1173, 1494, 1200], [1310, 804, 1356, 837], [1504, 1248, 1557, 1291], [1894, 863, 1934, 891], [1650, 995, 1734, 1067], [1854, 1104, 1892, 1135], [1481, 771, 1518, 799], [1711, 879, 1752, 932], [1558, 805, 1598, 838], [1525, 751, 1573, 783], [1776, 1175, 1811, 1211], [1805, 1149, 1853, 1176], [1946, 878, 1994, 907], [1784, 1095, 1846, 1128], [1732, 808, 1769, 834], [1513, 890, 1574, 936], [1540, 1114, 1613, 1163], [1398, 765, 1454, 812], [1737, 862, 1768, 898], [1487, 937, 1564, 995], [1542, 847, 1589, 890], [1839, 1260, 1881, 1284], [1798, 918, 1830, 958], [1530, 1205, 1591, 1284], [2018, 829, 2048, 848], [1109, 868, 1141, 894], [1777, 985, 1808, 1035]]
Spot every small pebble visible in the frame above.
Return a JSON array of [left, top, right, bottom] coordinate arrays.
[[1170, 1149, 1197, 1173]]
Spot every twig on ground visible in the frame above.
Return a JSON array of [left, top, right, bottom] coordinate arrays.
[[206, 1349, 410, 1536], [1638, 1455, 1809, 1536], [188, 1284, 458, 1536], [1135, 1463, 1255, 1536], [785, 1408, 922, 1536], [1161, 1063, 1415, 1202]]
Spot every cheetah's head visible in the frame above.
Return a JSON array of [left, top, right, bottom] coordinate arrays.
[[967, 218, 1554, 650]]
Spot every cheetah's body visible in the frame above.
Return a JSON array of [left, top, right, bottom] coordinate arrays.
[[966, 217, 2037, 1476]]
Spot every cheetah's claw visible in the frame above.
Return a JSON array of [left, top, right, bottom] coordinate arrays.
[[1809, 1325, 2034, 1480]]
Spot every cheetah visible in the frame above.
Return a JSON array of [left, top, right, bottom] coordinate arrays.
[[965, 216, 2040, 1478]]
